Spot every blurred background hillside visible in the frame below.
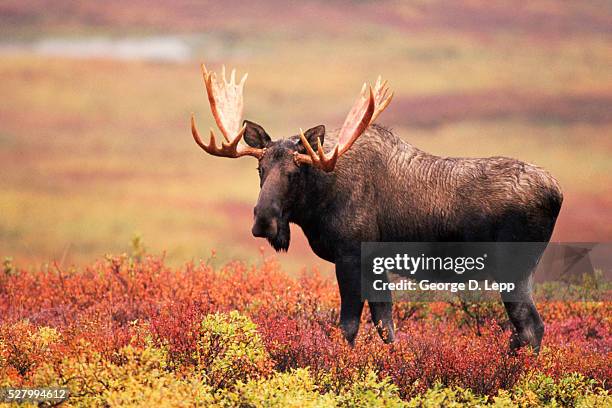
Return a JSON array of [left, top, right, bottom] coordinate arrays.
[[1, 0, 611, 274]]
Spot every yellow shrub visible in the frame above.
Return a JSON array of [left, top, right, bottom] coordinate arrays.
[[30, 340, 215, 407], [511, 373, 609, 408], [337, 371, 405, 408], [404, 384, 492, 407], [0, 322, 61, 385], [105, 375, 214, 408], [23, 312, 274, 406], [194, 311, 273, 389], [225, 368, 336, 408], [217, 368, 406, 408]]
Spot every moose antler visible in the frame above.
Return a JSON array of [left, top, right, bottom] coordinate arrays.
[[294, 76, 393, 172], [191, 64, 265, 159], [371, 75, 394, 123]]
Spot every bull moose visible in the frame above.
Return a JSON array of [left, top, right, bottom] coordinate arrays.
[[190, 64, 563, 352]]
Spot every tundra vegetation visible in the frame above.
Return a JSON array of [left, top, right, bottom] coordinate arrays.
[[0, 1, 611, 407], [0, 253, 609, 407], [1, 1, 611, 270]]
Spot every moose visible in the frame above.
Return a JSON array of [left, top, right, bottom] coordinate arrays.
[[190, 64, 563, 352]]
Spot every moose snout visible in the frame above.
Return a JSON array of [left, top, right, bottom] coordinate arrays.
[[252, 217, 278, 238], [252, 205, 280, 238]]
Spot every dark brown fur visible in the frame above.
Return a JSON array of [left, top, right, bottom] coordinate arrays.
[[243, 120, 563, 351]]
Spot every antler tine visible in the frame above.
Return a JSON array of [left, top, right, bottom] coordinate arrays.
[[298, 128, 318, 159], [191, 63, 264, 160], [294, 83, 376, 172], [371, 75, 393, 123], [298, 129, 339, 172], [239, 72, 248, 87], [222, 123, 247, 151], [192, 114, 258, 159], [190, 114, 216, 153], [294, 74, 393, 172]]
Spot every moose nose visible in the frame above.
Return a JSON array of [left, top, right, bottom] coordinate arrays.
[[252, 217, 278, 238]]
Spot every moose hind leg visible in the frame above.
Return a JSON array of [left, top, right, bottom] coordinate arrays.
[[502, 280, 544, 353], [369, 301, 395, 343]]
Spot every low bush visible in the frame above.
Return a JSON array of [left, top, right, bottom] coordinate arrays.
[[0, 255, 609, 406], [192, 311, 273, 389]]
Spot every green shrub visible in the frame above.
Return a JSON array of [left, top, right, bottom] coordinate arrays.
[[195, 311, 273, 389], [29, 341, 215, 407], [575, 393, 612, 408], [337, 371, 405, 408], [226, 368, 336, 407], [222, 368, 405, 408], [105, 375, 214, 408], [512, 372, 609, 407], [404, 384, 492, 407]]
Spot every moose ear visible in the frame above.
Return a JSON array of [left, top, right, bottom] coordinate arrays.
[[298, 125, 325, 152], [243, 120, 272, 148]]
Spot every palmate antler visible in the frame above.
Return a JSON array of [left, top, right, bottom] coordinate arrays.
[[191, 64, 265, 159], [294, 76, 393, 172], [191, 64, 393, 169]]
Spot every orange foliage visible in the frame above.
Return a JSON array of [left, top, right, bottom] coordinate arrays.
[[0, 254, 609, 397]]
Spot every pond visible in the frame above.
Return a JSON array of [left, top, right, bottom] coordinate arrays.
[[0, 35, 192, 62]]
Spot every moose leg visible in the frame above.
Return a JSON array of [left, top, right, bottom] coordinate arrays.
[[335, 259, 364, 345], [369, 301, 395, 343], [502, 279, 544, 353]]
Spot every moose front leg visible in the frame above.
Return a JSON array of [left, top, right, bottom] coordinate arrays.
[[335, 258, 364, 345]]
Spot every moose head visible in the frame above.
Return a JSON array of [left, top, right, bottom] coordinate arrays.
[[191, 64, 393, 251]]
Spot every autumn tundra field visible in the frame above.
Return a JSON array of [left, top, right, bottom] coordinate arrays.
[[0, 1, 611, 406]]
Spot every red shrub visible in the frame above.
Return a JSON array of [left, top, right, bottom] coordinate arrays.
[[0, 254, 609, 396]]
